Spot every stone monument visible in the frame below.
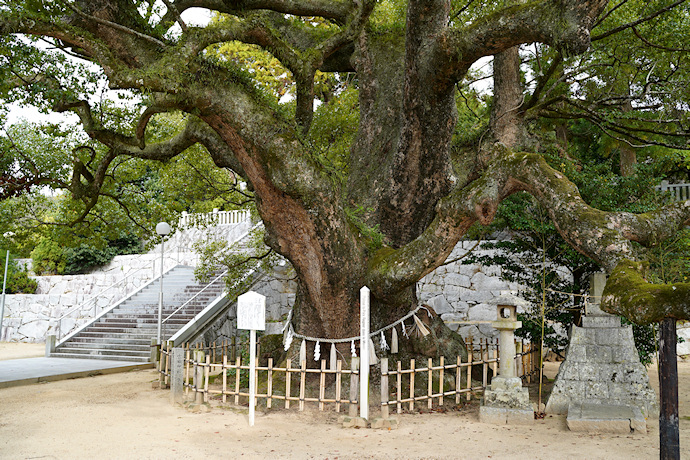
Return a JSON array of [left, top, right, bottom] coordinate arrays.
[[545, 273, 657, 433], [479, 295, 534, 424]]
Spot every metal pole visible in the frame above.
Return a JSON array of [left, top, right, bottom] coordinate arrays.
[[157, 238, 164, 344], [0, 250, 9, 341]]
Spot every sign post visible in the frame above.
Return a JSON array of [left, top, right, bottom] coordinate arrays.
[[237, 291, 266, 427], [360, 286, 370, 420]]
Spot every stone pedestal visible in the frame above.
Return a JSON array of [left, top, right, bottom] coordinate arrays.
[[479, 376, 534, 424], [566, 402, 646, 434], [546, 274, 657, 420], [545, 314, 658, 417]]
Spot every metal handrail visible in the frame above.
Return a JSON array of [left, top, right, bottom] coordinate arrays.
[[54, 252, 178, 340], [161, 221, 264, 325], [162, 269, 228, 324]]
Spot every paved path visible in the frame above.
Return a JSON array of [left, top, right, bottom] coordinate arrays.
[[0, 357, 153, 389]]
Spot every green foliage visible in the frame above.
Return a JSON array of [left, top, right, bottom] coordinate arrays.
[[29, 231, 141, 276], [30, 237, 65, 275], [306, 87, 360, 179], [462, 195, 593, 354], [62, 233, 141, 275], [0, 250, 37, 294], [345, 205, 385, 251], [1, 112, 249, 260], [644, 228, 690, 285], [194, 220, 285, 298]]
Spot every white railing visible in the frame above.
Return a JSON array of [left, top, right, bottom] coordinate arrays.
[[657, 181, 690, 202], [179, 209, 251, 228]]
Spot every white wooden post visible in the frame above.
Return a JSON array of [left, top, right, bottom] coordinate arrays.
[[237, 291, 266, 427], [360, 286, 370, 420]]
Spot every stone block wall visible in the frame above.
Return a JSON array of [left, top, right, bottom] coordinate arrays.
[[418, 240, 521, 341], [1, 253, 179, 342], [200, 270, 297, 344]]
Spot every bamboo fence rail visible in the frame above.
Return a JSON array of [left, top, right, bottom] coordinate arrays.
[[158, 336, 541, 413]]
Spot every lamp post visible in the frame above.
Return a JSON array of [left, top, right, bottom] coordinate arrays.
[[155, 222, 171, 344]]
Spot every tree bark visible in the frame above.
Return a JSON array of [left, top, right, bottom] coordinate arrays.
[[490, 47, 524, 149], [619, 100, 637, 177]]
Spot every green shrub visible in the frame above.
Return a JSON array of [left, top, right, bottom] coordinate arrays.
[[63, 244, 116, 275], [30, 238, 66, 275], [62, 234, 142, 275], [6, 269, 38, 294], [0, 251, 38, 294]]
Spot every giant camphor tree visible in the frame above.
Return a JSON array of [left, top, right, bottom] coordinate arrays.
[[1, 0, 690, 354]]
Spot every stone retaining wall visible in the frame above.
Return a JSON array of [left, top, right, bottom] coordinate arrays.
[[418, 240, 521, 340], [2, 252, 185, 343]]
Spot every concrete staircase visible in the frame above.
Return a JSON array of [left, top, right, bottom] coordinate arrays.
[[50, 266, 226, 362]]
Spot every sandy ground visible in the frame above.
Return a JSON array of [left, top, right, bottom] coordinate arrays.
[[0, 344, 687, 460], [0, 342, 44, 360]]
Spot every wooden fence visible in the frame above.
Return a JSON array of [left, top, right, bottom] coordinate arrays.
[[158, 337, 540, 414]]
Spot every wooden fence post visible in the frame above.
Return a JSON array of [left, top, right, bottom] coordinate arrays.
[[409, 358, 415, 411], [267, 357, 273, 409], [335, 360, 342, 413], [286, 359, 292, 409], [194, 350, 205, 405], [427, 358, 433, 410], [349, 357, 360, 418], [439, 356, 444, 406], [397, 360, 402, 414], [381, 358, 389, 419]]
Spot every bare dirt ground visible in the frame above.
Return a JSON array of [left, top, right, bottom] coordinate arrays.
[[0, 344, 687, 460]]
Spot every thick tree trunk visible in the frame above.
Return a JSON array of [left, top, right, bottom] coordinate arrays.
[[490, 47, 524, 149], [619, 145, 637, 177]]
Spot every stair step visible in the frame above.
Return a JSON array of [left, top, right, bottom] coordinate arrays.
[[49, 352, 150, 363], [70, 336, 152, 344], [61, 342, 152, 351], [57, 263, 229, 362], [54, 347, 150, 357]]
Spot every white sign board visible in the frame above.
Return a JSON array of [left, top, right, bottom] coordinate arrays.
[[237, 291, 266, 331]]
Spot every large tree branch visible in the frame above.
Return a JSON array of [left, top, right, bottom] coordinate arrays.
[[161, 0, 353, 26], [591, 0, 687, 41], [367, 147, 690, 298], [602, 259, 690, 322], [441, 0, 609, 86]]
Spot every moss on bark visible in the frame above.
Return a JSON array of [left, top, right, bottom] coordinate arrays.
[[602, 259, 690, 324]]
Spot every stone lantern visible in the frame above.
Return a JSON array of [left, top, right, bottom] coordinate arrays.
[[479, 292, 533, 425], [494, 304, 520, 379]]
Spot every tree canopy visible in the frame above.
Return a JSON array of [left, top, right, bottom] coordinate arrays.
[[1, 0, 689, 346]]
